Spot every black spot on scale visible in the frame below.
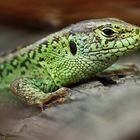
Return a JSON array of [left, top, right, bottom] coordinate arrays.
[[57, 50, 61, 54], [0, 73, 3, 78], [115, 26, 119, 29], [6, 69, 13, 76], [20, 58, 31, 69], [10, 59, 18, 69], [96, 45, 99, 49], [96, 36, 102, 42], [21, 71, 26, 75], [28, 50, 36, 59], [61, 42, 66, 48], [50, 57, 55, 61], [98, 54, 103, 57], [0, 69, 2, 74], [38, 47, 42, 54], [0, 69, 3, 77], [39, 57, 45, 61], [56, 80, 61, 85], [36, 63, 42, 67], [105, 40, 108, 44], [77, 42, 80, 46], [49, 67, 52, 69], [53, 46, 56, 49]]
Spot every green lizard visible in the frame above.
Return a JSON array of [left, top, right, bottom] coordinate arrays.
[[0, 18, 140, 107]]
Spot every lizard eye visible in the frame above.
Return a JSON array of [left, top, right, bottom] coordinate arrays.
[[102, 28, 116, 37], [69, 40, 77, 55]]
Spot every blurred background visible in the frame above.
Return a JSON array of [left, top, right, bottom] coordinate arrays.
[[0, 1, 140, 140], [0, 0, 140, 51], [0, 0, 140, 28]]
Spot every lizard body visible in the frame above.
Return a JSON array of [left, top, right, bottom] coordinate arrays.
[[0, 18, 140, 106]]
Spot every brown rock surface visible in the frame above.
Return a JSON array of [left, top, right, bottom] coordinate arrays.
[[1, 70, 140, 140], [0, 21, 140, 140]]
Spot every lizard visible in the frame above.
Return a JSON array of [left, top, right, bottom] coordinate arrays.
[[0, 18, 140, 108]]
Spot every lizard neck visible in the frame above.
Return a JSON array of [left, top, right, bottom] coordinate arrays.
[[47, 55, 118, 87]]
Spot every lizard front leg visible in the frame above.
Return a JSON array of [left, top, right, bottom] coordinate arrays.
[[94, 64, 139, 86], [10, 77, 70, 108], [100, 64, 139, 76]]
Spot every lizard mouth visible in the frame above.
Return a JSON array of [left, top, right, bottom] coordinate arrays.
[[93, 37, 140, 54], [115, 41, 140, 53], [87, 41, 140, 61], [112, 41, 140, 52]]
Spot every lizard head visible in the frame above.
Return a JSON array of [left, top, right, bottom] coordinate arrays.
[[67, 18, 140, 73], [46, 18, 140, 85]]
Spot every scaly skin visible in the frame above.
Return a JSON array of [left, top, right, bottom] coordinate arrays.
[[0, 18, 140, 107]]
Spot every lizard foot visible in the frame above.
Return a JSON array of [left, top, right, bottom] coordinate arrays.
[[44, 87, 72, 109], [10, 77, 71, 110]]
